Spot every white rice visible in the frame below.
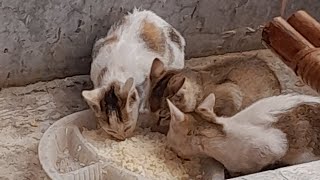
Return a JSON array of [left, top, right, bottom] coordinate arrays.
[[82, 128, 203, 180]]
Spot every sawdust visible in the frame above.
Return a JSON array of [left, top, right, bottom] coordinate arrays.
[[0, 75, 92, 180]]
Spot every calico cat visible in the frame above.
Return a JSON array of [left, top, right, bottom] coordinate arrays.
[[147, 57, 280, 134], [167, 93, 320, 176], [82, 9, 185, 140]]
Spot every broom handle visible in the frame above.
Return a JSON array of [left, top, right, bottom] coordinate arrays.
[[288, 10, 320, 47], [262, 16, 320, 92]]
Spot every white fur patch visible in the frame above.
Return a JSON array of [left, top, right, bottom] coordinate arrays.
[[220, 94, 320, 126], [211, 94, 320, 173]]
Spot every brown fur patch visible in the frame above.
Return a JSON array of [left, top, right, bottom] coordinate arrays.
[[168, 28, 182, 50], [274, 104, 320, 160], [189, 112, 226, 136], [92, 35, 118, 59], [212, 82, 243, 117], [97, 67, 108, 87], [140, 20, 166, 55]]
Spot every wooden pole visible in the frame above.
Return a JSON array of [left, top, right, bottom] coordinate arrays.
[[262, 17, 314, 70], [287, 10, 320, 47], [262, 16, 320, 92], [296, 49, 320, 91]]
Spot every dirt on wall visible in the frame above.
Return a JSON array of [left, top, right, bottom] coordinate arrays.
[[1, 0, 320, 88]]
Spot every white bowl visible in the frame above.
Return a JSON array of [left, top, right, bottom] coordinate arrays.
[[38, 110, 225, 180]]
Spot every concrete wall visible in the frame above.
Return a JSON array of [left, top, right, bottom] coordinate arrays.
[[1, 0, 320, 88]]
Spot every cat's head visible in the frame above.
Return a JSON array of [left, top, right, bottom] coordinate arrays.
[[148, 58, 200, 133], [167, 94, 218, 158], [166, 99, 194, 158], [82, 78, 139, 140]]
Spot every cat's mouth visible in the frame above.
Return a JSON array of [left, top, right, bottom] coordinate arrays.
[[99, 126, 127, 141], [169, 147, 191, 160], [111, 134, 126, 141]]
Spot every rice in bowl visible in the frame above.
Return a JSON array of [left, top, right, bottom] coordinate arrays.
[[82, 128, 203, 180]]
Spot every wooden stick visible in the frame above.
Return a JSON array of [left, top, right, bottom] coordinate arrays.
[[296, 48, 320, 92], [262, 14, 320, 92], [287, 10, 320, 47], [262, 17, 314, 70]]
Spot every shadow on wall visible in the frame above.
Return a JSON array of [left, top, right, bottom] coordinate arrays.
[[0, 0, 319, 88]]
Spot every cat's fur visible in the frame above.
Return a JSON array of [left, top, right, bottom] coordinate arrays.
[[167, 93, 320, 176], [147, 57, 281, 134], [82, 9, 185, 140]]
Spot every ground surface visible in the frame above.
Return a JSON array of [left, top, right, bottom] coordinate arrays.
[[230, 160, 320, 180], [0, 49, 318, 180]]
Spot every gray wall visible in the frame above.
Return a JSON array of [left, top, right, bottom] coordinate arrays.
[[1, 0, 320, 88]]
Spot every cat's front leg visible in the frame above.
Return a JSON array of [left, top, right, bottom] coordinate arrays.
[[139, 92, 150, 113], [138, 79, 151, 114]]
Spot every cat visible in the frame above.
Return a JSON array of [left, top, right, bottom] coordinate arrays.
[[147, 56, 281, 134], [166, 93, 320, 176], [81, 9, 185, 140]]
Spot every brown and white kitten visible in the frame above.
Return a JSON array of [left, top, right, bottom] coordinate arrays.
[[82, 9, 185, 140], [147, 57, 281, 134], [167, 93, 320, 176]]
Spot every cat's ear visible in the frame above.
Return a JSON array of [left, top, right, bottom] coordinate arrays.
[[126, 90, 139, 112], [168, 75, 186, 95], [150, 58, 166, 81], [122, 77, 139, 111], [122, 77, 135, 95], [196, 93, 216, 115], [82, 88, 105, 114], [167, 99, 185, 123]]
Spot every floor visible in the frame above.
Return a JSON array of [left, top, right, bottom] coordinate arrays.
[[0, 76, 92, 180], [0, 49, 318, 180], [230, 160, 320, 180]]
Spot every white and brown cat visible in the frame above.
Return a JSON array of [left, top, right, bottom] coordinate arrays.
[[81, 9, 185, 140], [147, 57, 280, 134], [167, 93, 320, 176]]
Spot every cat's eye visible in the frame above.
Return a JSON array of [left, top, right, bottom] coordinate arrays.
[[198, 108, 206, 112], [159, 110, 168, 117], [128, 93, 137, 107], [124, 126, 131, 132], [174, 94, 184, 101], [130, 93, 136, 101], [92, 104, 100, 113], [107, 129, 117, 134]]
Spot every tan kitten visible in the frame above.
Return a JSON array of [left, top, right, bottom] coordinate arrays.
[[167, 93, 320, 176], [147, 57, 280, 134]]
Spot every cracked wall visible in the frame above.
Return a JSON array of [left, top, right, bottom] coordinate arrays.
[[0, 0, 319, 88]]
